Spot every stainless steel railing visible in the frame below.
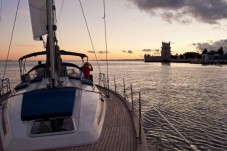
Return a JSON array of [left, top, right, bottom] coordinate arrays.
[[0, 78, 11, 96], [103, 74, 143, 144]]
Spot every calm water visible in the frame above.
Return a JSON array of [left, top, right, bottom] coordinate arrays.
[[1, 61, 227, 151]]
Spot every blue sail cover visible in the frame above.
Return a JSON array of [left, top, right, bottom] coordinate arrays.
[[21, 87, 76, 121]]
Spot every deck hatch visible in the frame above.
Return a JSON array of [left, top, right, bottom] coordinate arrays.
[[30, 117, 75, 136], [21, 87, 76, 121]]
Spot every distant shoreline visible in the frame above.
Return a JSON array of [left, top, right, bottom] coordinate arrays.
[[0, 59, 145, 62], [95, 59, 144, 61]]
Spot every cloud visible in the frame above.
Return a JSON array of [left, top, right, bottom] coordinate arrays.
[[122, 50, 133, 54], [142, 48, 160, 52], [87, 51, 95, 53], [194, 39, 227, 52], [126, 0, 227, 24], [87, 50, 109, 54], [98, 51, 110, 54], [128, 50, 133, 53], [14, 44, 38, 47], [154, 49, 160, 52], [142, 49, 152, 52]]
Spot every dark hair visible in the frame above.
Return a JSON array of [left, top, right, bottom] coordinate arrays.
[[38, 61, 42, 65]]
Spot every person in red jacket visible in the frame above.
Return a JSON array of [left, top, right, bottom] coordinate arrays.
[[81, 62, 93, 80]]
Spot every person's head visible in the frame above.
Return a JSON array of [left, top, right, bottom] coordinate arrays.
[[38, 61, 42, 65], [83, 62, 89, 67]]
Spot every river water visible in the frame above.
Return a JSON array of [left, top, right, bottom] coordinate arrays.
[[0, 60, 227, 151]]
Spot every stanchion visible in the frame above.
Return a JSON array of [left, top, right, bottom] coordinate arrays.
[[139, 91, 142, 144], [130, 84, 134, 114]]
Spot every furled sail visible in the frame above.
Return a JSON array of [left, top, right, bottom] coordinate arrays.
[[28, 0, 47, 40]]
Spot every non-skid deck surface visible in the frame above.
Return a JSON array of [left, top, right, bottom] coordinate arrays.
[[49, 88, 137, 151]]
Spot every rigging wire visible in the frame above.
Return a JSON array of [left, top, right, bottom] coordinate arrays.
[[102, 0, 110, 96], [0, 0, 2, 25], [78, 0, 101, 73], [148, 103, 200, 151], [56, 0, 65, 49], [2, 0, 21, 80], [58, 0, 65, 23], [102, 0, 109, 86]]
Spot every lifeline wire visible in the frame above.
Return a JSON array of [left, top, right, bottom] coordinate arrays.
[[2, 0, 21, 80], [78, 0, 101, 73], [149, 103, 200, 151]]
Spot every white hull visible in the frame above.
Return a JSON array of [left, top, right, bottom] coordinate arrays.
[[0, 77, 106, 151]]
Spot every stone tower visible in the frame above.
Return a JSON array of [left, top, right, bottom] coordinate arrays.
[[161, 41, 171, 62]]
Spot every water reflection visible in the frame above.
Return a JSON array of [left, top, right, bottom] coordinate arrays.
[[2, 61, 227, 150]]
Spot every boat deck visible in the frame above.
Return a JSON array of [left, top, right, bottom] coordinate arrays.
[[49, 87, 138, 151], [0, 87, 147, 151]]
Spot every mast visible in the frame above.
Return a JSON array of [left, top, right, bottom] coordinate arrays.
[[47, 0, 56, 87]]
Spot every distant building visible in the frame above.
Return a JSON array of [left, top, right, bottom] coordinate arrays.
[[161, 42, 171, 62], [144, 41, 171, 62], [202, 54, 227, 64]]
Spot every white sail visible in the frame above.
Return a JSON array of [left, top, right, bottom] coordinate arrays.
[[29, 0, 47, 40]]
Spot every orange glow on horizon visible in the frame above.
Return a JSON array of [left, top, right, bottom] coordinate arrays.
[[0, 48, 143, 61]]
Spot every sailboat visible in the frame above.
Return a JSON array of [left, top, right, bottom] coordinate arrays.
[[0, 0, 148, 151]]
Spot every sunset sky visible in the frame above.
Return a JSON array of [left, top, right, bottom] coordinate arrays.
[[1, 0, 227, 60]]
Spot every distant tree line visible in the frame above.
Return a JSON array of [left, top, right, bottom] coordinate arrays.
[[171, 52, 201, 59], [172, 47, 224, 59], [202, 47, 224, 55]]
